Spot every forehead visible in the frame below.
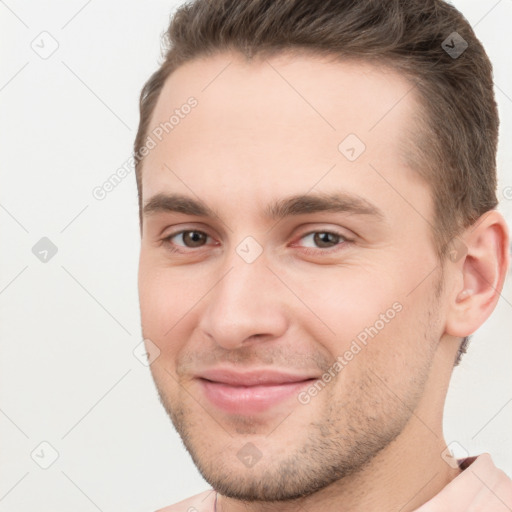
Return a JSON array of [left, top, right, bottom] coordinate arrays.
[[149, 51, 418, 138], [141, 51, 428, 224]]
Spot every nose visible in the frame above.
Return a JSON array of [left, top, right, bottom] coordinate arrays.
[[197, 249, 288, 350]]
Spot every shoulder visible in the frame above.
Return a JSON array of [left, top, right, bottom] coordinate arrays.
[[155, 489, 216, 512]]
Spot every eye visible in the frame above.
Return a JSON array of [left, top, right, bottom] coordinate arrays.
[[162, 230, 211, 252], [294, 230, 351, 254], [161, 228, 352, 255]]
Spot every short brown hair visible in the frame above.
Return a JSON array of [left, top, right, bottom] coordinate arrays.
[[134, 0, 499, 365]]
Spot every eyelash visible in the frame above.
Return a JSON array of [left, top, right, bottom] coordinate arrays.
[[161, 229, 352, 256]]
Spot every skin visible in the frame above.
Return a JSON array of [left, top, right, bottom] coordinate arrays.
[[137, 51, 510, 512]]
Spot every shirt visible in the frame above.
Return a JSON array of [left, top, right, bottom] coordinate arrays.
[[155, 453, 512, 511], [415, 453, 512, 511]]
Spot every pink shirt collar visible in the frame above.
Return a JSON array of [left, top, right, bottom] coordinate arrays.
[[414, 453, 512, 511]]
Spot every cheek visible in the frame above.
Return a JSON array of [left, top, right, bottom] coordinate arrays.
[[138, 259, 209, 359], [138, 258, 181, 340], [302, 263, 435, 370], [299, 267, 402, 338]]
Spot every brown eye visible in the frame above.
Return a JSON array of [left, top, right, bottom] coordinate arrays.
[[313, 232, 341, 248], [181, 231, 207, 247], [293, 229, 353, 256], [164, 230, 209, 249], [301, 231, 345, 249]]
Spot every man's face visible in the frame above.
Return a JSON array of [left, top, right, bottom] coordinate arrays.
[[138, 52, 447, 501]]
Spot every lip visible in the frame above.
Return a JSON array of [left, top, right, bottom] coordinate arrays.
[[195, 368, 318, 414]]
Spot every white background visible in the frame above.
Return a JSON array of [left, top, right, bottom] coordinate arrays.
[[1, 1, 511, 511]]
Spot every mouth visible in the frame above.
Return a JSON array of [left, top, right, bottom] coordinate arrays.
[[195, 369, 319, 415]]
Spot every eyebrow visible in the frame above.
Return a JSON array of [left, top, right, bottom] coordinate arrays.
[[142, 191, 385, 221]]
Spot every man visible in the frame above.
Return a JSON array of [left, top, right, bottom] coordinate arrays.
[[135, 0, 512, 510]]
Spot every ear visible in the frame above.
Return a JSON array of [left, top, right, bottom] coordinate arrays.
[[445, 210, 510, 338]]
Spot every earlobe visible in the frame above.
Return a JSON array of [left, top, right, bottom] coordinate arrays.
[[445, 210, 510, 338]]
